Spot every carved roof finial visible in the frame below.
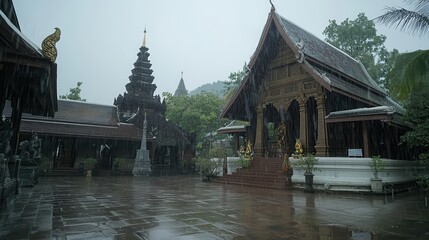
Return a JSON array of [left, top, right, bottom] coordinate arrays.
[[142, 27, 147, 47], [41, 27, 61, 62], [181, 71, 183, 79], [269, 0, 275, 11]]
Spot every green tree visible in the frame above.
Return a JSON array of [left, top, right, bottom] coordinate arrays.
[[224, 70, 245, 92], [401, 86, 429, 149], [375, 0, 429, 102], [323, 13, 398, 88], [224, 70, 245, 103], [163, 92, 228, 151], [59, 81, 86, 101]]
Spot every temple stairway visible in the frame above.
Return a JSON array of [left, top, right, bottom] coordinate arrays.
[[213, 157, 292, 190]]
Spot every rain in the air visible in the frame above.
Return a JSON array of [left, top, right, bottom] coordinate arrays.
[[1, 0, 428, 239]]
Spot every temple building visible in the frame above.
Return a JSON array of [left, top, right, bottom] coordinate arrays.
[[221, 8, 412, 161], [215, 7, 425, 192], [174, 72, 188, 97], [1, 0, 58, 205], [114, 30, 193, 173]]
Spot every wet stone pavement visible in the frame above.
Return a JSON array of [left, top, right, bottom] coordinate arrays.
[[1, 176, 429, 240]]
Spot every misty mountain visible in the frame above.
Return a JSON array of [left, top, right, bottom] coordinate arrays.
[[189, 81, 227, 98]]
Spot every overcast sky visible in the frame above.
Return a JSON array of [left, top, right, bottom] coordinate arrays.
[[13, 0, 428, 105]]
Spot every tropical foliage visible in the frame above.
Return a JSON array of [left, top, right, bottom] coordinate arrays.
[[292, 154, 319, 174], [194, 145, 225, 181], [375, 0, 429, 102], [401, 86, 429, 149], [386, 50, 429, 102], [59, 81, 86, 101], [223, 70, 245, 103], [323, 13, 399, 88], [375, 0, 429, 37], [369, 155, 388, 179], [163, 92, 228, 151]]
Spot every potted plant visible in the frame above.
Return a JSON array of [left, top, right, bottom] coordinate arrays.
[[195, 155, 220, 181], [292, 154, 319, 193], [80, 158, 97, 177], [369, 155, 387, 192]]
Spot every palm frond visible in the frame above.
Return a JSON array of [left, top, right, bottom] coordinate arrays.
[[405, 0, 429, 10], [375, 7, 429, 37], [388, 50, 429, 101]]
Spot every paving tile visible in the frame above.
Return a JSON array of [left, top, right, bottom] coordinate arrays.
[[1, 176, 429, 239]]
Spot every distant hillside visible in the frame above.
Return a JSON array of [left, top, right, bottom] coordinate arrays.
[[189, 81, 227, 98]]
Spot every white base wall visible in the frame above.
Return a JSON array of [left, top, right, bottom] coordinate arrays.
[[289, 157, 427, 192], [213, 157, 240, 176]]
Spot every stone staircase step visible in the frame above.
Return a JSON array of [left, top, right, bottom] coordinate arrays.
[[214, 157, 292, 190]]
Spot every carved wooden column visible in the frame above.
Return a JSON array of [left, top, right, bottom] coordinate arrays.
[[298, 95, 308, 152], [254, 105, 265, 157], [315, 93, 328, 156]]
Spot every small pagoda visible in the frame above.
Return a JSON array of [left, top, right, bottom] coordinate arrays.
[[174, 71, 188, 97], [114, 29, 193, 174]]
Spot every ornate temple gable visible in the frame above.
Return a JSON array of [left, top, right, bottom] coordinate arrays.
[[263, 37, 318, 110]]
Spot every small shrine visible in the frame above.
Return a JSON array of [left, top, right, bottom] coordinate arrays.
[[132, 113, 151, 176]]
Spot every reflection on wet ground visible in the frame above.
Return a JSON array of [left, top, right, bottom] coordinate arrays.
[[1, 176, 428, 239]]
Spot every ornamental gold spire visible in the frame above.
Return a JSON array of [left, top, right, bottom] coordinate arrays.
[[142, 27, 147, 47], [41, 27, 61, 62]]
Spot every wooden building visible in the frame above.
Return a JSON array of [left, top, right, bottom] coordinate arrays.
[[1, 0, 58, 206], [221, 8, 411, 160], [4, 100, 142, 171]]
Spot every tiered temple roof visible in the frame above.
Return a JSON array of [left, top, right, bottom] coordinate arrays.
[[113, 30, 190, 149], [114, 29, 165, 118]]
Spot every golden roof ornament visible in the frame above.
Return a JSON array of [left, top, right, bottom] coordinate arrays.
[[41, 28, 61, 62]]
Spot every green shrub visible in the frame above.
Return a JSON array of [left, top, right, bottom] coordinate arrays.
[[369, 155, 387, 179], [113, 158, 134, 169], [79, 158, 97, 169], [292, 154, 319, 174], [195, 155, 221, 181], [238, 154, 252, 168]]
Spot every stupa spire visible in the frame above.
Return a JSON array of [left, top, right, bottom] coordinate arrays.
[[142, 27, 147, 47], [174, 71, 188, 97]]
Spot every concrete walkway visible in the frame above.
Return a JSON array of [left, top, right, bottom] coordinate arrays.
[[0, 176, 428, 239]]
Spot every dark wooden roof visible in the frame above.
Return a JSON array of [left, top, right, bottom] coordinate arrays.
[[221, 9, 403, 120], [22, 100, 121, 126], [278, 16, 385, 95], [0, 0, 20, 30], [325, 106, 398, 123], [19, 120, 141, 141], [4, 100, 141, 140], [1, 3, 58, 117], [217, 120, 248, 134]]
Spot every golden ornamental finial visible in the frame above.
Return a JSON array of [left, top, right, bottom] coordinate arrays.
[[142, 27, 147, 47], [41, 28, 61, 63]]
